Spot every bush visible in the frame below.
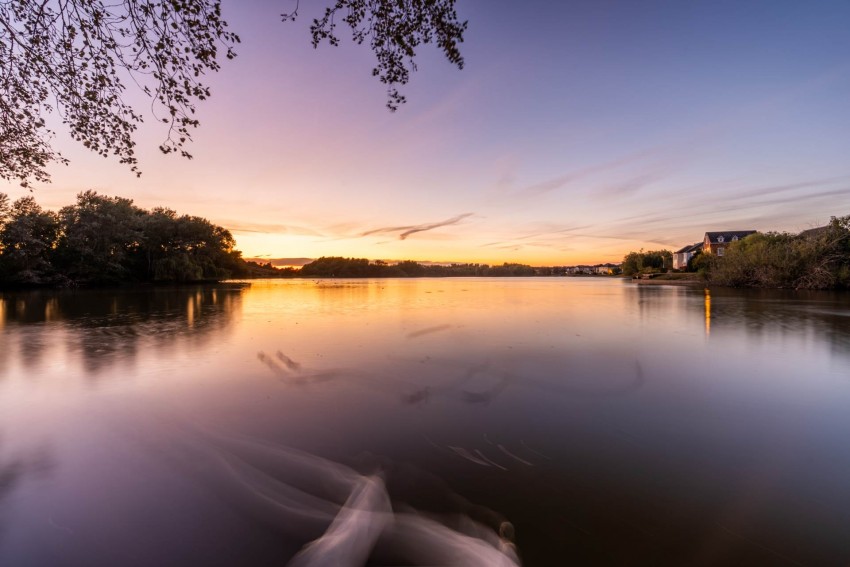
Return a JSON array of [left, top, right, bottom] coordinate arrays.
[[707, 220, 850, 289]]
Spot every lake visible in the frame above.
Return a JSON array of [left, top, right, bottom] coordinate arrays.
[[1, 278, 849, 566]]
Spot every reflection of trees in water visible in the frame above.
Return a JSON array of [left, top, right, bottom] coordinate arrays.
[[0, 284, 246, 376], [630, 284, 850, 357], [707, 288, 850, 357], [630, 284, 696, 324]]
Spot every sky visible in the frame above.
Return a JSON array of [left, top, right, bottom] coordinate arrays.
[[3, 0, 850, 266]]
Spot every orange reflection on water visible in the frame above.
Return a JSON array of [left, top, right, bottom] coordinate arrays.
[[704, 288, 711, 336], [44, 298, 59, 322]]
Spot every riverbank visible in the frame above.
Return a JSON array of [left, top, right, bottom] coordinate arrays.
[[630, 273, 704, 285], [632, 278, 703, 286]]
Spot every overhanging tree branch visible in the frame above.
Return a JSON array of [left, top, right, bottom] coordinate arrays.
[[0, 0, 239, 187], [1, 0, 466, 188], [287, 0, 467, 111]]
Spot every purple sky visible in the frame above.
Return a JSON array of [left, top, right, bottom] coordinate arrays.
[[3, 0, 849, 265]]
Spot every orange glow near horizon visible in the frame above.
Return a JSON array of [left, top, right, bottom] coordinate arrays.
[[230, 229, 650, 267]]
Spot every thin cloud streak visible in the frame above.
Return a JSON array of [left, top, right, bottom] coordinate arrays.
[[592, 172, 664, 200], [514, 149, 659, 198], [479, 224, 595, 249], [603, 177, 849, 228], [361, 213, 474, 241], [221, 220, 325, 237]]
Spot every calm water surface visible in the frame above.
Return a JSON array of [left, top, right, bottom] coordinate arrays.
[[1, 278, 850, 566]]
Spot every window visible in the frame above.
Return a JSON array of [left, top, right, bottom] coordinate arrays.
[[717, 235, 725, 243], [732, 235, 739, 241], [717, 247, 725, 256]]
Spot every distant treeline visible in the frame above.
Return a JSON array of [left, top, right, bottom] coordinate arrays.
[[621, 215, 850, 290], [299, 257, 537, 277], [0, 191, 257, 286]]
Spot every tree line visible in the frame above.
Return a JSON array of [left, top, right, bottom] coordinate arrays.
[[0, 191, 247, 286], [299, 257, 537, 278]]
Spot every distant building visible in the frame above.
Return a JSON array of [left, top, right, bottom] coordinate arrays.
[[703, 231, 757, 257], [563, 263, 620, 275], [673, 242, 702, 270], [594, 263, 621, 275]]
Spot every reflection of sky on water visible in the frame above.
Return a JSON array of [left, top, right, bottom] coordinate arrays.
[[1, 279, 850, 565], [0, 437, 55, 551]]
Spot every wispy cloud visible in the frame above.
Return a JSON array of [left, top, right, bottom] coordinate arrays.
[[361, 213, 474, 240], [514, 148, 660, 198], [722, 177, 847, 203], [219, 220, 324, 237], [479, 224, 594, 248], [592, 172, 664, 200]]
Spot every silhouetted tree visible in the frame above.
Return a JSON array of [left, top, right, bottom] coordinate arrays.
[[396, 260, 426, 276], [0, 191, 247, 286], [0, 0, 466, 187], [136, 206, 241, 281], [621, 249, 672, 276], [54, 191, 145, 283], [0, 192, 10, 279], [0, 196, 58, 283]]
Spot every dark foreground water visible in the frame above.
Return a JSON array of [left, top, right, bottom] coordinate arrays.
[[1, 278, 850, 566]]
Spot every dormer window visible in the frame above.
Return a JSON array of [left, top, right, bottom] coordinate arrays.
[[717, 235, 725, 243], [732, 236, 738, 241]]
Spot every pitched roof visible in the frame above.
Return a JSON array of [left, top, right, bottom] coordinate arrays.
[[675, 242, 703, 254], [704, 231, 756, 244]]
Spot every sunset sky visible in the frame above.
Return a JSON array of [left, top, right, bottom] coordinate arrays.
[[3, 0, 849, 266]]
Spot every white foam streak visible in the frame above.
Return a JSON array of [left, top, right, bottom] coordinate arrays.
[[387, 513, 521, 567], [176, 428, 520, 566], [289, 476, 392, 567]]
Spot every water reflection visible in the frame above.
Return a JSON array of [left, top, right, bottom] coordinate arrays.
[[0, 285, 245, 377], [629, 283, 850, 357], [704, 288, 850, 355], [162, 427, 520, 566], [2, 279, 850, 565], [0, 436, 55, 546]]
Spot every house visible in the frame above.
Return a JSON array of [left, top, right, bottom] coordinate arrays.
[[672, 242, 702, 270], [595, 262, 621, 275], [703, 231, 756, 257]]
